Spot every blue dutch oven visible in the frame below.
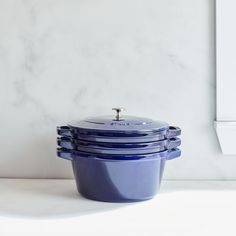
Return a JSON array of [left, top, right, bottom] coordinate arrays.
[[57, 108, 182, 202]]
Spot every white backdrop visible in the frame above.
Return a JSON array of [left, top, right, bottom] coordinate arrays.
[[0, 0, 229, 179]]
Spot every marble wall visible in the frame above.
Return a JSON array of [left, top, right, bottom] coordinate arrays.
[[0, 0, 232, 179]]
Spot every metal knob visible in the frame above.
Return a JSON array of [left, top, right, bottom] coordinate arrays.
[[112, 107, 125, 121]]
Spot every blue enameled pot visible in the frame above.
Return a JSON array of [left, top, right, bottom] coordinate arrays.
[[57, 148, 181, 202], [57, 108, 182, 202]]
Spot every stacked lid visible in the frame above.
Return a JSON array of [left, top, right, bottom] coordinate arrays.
[[57, 108, 181, 159]]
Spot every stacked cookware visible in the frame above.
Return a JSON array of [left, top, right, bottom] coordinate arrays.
[[57, 108, 182, 202]]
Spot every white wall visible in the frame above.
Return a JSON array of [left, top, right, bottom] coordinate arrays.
[[0, 0, 228, 179]]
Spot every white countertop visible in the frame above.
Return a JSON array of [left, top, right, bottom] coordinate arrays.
[[1, 179, 236, 236]]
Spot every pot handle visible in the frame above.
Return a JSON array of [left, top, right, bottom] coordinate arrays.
[[57, 137, 75, 149], [167, 137, 181, 149], [166, 148, 181, 160], [57, 148, 74, 161], [167, 126, 181, 138], [57, 126, 72, 137]]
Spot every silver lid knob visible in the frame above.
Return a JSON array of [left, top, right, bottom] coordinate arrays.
[[112, 107, 125, 121]]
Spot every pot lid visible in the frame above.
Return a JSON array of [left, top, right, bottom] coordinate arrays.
[[68, 108, 169, 133]]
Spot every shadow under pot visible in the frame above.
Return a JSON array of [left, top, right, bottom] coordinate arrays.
[[57, 109, 181, 143], [57, 148, 181, 202], [57, 136, 181, 155]]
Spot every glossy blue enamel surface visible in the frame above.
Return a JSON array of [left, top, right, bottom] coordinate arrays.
[[71, 154, 166, 202], [56, 113, 182, 202], [56, 146, 181, 202], [57, 126, 181, 143], [69, 115, 169, 132], [57, 148, 181, 161], [57, 137, 181, 154]]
